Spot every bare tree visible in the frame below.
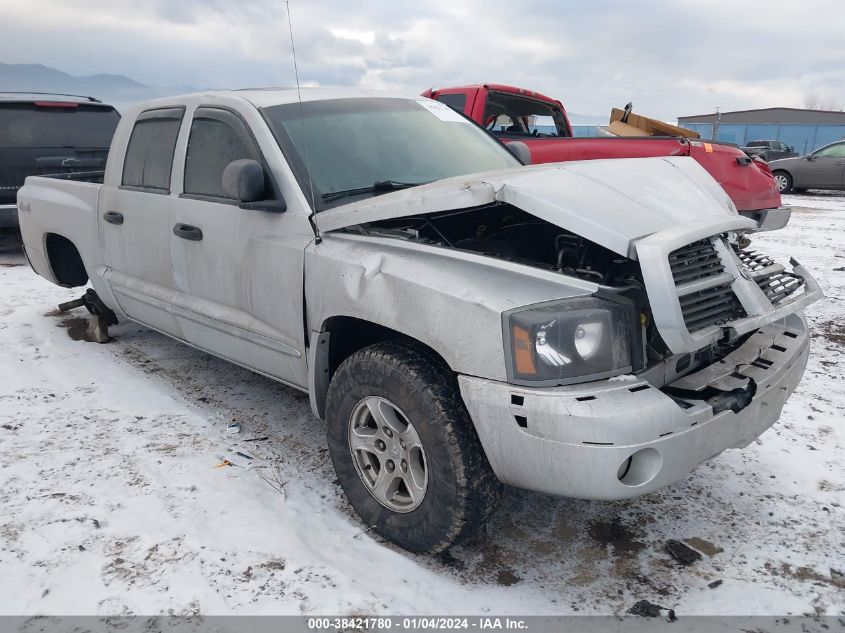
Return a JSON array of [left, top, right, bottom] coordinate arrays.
[[804, 92, 842, 111]]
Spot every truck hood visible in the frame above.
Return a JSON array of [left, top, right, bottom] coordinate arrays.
[[314, 156, 754, 258]]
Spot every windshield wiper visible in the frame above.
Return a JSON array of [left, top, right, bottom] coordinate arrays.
[[321, 180, 428, 203]]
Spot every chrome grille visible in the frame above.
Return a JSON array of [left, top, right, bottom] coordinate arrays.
[[734, 247, 805, 305], [670, 238, 745, 333]]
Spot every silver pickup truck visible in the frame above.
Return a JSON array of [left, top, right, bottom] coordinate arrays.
[[17, 88, 821, 553]]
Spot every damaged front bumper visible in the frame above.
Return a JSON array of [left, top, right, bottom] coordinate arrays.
[[459, 312, 809, 500], [738, 205, 791, 233]]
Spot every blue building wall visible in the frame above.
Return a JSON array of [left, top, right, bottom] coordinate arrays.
[[682, 123, 845, 155]]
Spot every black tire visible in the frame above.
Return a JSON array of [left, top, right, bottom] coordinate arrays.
[[773, 170, 793, 194], [325, 340, 502, 553]]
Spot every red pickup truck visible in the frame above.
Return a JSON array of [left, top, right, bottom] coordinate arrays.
[[421, 84, 781, 213]]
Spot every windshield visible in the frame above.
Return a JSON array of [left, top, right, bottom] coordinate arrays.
[[745, 141, 768, 147], [0, 103, 119, 148], [261, 97, 520, 211]]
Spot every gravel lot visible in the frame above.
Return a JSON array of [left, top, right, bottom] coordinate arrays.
[[0, 192, 843, 616]]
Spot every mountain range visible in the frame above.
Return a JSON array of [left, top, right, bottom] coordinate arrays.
[[0, 63, 197, 110]]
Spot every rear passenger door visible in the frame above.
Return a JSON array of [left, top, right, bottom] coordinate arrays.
[[100, 107, 184, 335], [169, 106, 310, 388]]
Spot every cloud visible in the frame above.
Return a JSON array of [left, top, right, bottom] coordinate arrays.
[[0, 0, 843, 118]]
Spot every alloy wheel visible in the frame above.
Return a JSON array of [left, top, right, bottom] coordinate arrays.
[[348, 396, 428, 513]]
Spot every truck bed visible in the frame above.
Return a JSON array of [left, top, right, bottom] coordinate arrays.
[[17, 176, 104, 285]]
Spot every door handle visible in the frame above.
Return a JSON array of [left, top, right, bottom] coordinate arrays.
[[102, 210, 124, 225], [173, 223, 203, 241]]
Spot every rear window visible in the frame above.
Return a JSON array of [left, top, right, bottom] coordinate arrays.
[[483, 91, 570, 138], [121, 108, 184, 192], [0, 103, 119, 149]]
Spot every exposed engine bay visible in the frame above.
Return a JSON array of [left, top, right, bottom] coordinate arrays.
[[346, 202, 753, 388], [348, 202, 644, 288]]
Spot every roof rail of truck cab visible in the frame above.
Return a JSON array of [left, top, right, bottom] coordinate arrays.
[[0, 92, 103, 103]]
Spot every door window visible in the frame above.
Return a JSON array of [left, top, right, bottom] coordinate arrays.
[[121, 108, 184, 192], [184, 109, 260, 199], [435, 93, 467, 113], [813, 142, 845, 158]]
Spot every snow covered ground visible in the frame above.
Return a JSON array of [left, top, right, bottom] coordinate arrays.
[[0, 192, 843, 617]]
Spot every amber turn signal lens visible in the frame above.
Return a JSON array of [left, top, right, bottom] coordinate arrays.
[[512, 325, 537, 375]]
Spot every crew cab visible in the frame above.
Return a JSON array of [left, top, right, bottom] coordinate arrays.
[[741, 140, 798, 162], [0, 92, 119, 228], [422, 84, 784, 218], [18, 89, 821, 553]]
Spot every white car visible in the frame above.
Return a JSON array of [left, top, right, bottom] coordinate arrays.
[[17, 88, 821, 553]]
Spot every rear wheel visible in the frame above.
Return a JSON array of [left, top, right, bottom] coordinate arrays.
[[773, 170, 793, 194], [325, 340, 502, 553]]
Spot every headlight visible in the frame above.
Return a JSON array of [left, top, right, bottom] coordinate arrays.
[[504, 297, 633, 385]]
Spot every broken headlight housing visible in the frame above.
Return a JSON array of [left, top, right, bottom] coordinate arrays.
[[504, 297, 633, 385]]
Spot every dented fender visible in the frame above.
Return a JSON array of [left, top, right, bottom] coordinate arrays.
[[303, 231, 599, 385]]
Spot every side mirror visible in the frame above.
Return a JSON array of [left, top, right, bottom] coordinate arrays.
[[506, 141, 532, 165], [222, 159, 287, 212], [222, 159, 265, 203], [805, 155, 816, 161]]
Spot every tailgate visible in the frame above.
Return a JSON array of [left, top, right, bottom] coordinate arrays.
[[687, 141, 781, 212]]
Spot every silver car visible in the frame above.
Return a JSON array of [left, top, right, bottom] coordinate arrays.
[[769, 140, 845, 193]]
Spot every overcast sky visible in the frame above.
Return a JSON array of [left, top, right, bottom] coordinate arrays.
[[1, 0, 843, 120]]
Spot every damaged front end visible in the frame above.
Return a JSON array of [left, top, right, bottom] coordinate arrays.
[[308, 157, 821, 500], [316, 157, 820, 416]]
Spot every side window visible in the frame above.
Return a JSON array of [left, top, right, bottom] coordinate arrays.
[[122, 108, 183, 192], [436, 93, 467, 114], [814, 143, 845, 159], [184, 109, 260, 199]]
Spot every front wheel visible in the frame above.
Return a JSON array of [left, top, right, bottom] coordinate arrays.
[[325, 340, 502, 553], [773, 170, 793, 194]]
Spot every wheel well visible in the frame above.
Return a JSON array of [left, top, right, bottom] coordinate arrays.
[[45, 233, 88, 287], [312, 316, 450, 419]]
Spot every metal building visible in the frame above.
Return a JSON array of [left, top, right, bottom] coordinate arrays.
[[678, 108, 845, 155]]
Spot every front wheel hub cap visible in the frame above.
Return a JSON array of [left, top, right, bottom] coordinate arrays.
[[348, 396, 428, 513]]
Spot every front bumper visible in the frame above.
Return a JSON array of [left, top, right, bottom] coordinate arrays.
[[738, 205, 791, 232], [459, 313, 809, 500], [0, 204, 18, 228]]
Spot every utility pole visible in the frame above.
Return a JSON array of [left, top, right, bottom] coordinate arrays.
[[712, 106, 721, 140]]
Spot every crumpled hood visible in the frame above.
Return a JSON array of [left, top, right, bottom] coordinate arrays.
[[314, 156, 756, 258]]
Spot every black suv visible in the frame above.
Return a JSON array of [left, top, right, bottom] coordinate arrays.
[[0, 93, 119, 228]]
